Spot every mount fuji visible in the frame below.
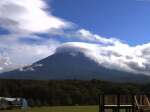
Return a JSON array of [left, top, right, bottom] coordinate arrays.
[[0, 43, 150, 83]]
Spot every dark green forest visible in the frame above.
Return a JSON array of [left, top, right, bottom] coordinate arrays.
[[0, 79, 150, 106]]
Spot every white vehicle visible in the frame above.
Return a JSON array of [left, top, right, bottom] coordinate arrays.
[[0, 97, 22, 110]]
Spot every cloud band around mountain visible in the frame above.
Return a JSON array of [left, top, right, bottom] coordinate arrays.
[[56, 41, 150, 76], [0, 0, 150, 76]]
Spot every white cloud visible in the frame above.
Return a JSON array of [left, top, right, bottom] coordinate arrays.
[[54, 28, 150, 76], [50, 28, 122, 45], [0, 54, 12, 73], [0, 37, 60, 73], [56, 41, 150, 76], [0, 0, 150, 77], [77, 29, 121, 45], [0, 0, 70, 73], [0, 0, 71, 34]]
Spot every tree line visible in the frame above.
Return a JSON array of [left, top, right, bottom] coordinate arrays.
[[0, 79, 150, 106]]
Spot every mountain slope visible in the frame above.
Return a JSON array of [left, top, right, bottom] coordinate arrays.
[[0, 46, 150, 83]]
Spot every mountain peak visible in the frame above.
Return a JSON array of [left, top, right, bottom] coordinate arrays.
[[55, 42, 86, 54], [0, 44, 150, 83]]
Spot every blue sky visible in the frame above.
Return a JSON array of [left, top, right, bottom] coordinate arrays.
[[1, 0, 150, 75], [51, 0, 150, 45]]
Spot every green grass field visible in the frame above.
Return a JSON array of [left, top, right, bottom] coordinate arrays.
[[3, 106, 99, 112]]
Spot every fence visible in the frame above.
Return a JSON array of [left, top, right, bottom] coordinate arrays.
[[99, 94, 150, 112]]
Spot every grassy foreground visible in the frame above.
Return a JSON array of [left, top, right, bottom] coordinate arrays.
[[3, 106, 99, 112]]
